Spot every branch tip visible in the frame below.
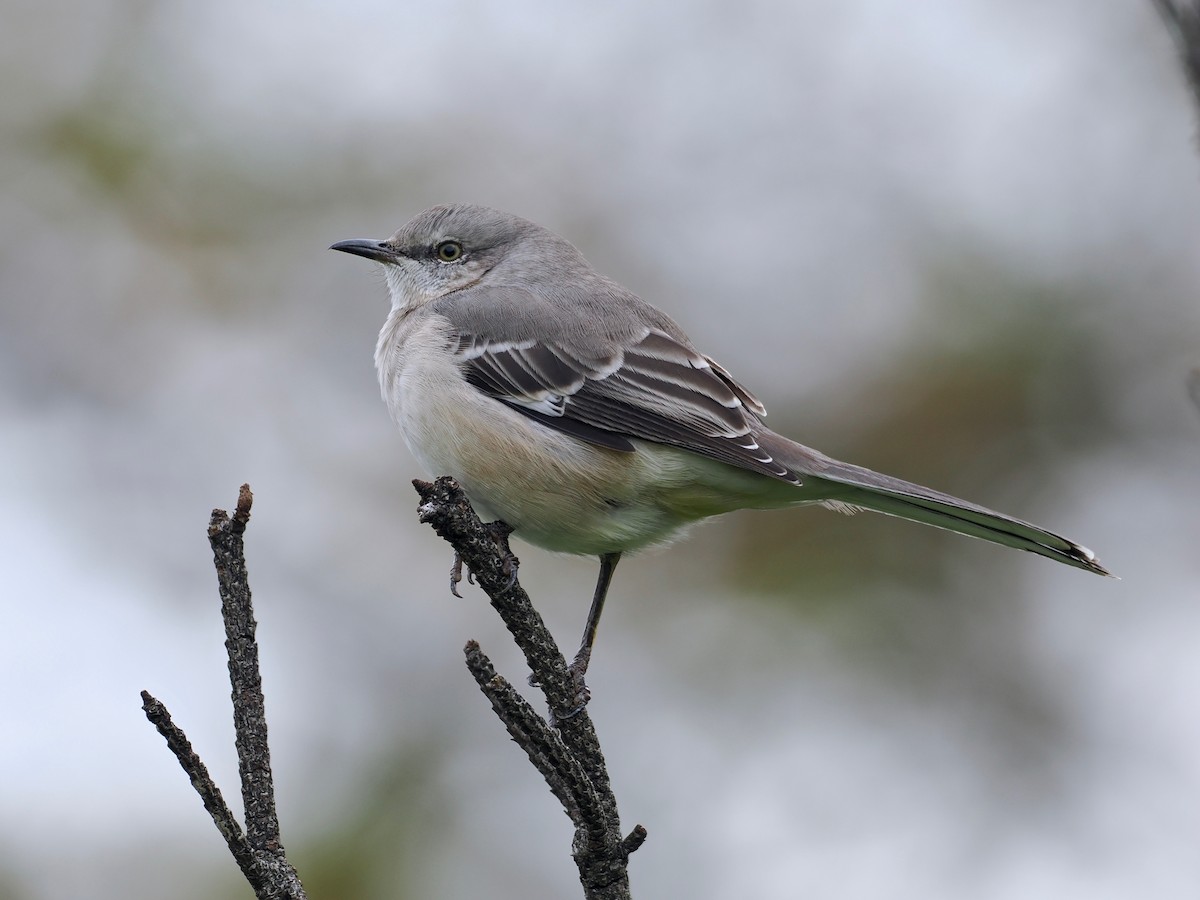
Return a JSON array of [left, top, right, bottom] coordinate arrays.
[[621, 824, 648, 857], [234, 483, 253, 525]]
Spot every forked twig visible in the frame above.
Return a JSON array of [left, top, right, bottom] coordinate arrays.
[[414, 476, 645, 899], [141, 485, 306, 900]]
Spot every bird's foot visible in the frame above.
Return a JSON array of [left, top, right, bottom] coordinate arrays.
[[446, 521, 518, 597], [533, 649, 593, 722], [556, 648, 593, 720]]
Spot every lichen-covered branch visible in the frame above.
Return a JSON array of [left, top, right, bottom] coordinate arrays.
[[414, 476, 644, 900], [141, 485, 307, 900], [140, 691, 254, 872]]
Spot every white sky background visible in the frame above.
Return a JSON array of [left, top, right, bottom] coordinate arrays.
[[1, 1, 1199, 898]]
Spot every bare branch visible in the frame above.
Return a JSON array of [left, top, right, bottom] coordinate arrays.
[[142, 485, 307, 900], [464, 642, 582, 818], [414, 476, 644, 899], [207, 485, 283, 854], [146, 479, 644, 897], [140, 691, 253, 871]]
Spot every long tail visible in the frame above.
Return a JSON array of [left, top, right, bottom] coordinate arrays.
[[765, 436, 1111, 576]]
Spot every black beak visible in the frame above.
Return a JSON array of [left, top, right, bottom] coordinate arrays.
[[330, 239, 399, 263]]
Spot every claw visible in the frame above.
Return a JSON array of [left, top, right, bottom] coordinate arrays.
[[555, 674, 591, 721], [447, 522, 518, 598], [557, 649, 592, 719]]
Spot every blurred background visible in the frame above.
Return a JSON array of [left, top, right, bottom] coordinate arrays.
[[2, 1, 1198, 897]]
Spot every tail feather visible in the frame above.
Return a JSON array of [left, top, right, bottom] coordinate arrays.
[[795, 456, 1111, 577]]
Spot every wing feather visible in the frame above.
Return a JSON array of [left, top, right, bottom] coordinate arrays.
[[450, 324, 797, 483]]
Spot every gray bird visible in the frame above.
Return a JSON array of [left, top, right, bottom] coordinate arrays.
[[332, 203, 1110, 697]]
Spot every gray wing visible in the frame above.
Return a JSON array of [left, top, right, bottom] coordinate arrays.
[[447, 322, 798, 483]]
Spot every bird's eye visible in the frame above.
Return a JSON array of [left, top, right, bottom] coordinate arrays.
[[435, 240, 463, 262]]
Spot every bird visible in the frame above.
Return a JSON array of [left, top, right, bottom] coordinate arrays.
[[331, 203, 1110, 698]]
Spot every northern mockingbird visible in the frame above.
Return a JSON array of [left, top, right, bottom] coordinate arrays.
[[332, 203, 1109, 696]]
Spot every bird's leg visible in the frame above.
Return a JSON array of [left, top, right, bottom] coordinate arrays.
[[563, 552, 622, 712]]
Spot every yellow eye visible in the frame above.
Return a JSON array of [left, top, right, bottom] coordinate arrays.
[[435, 240, 463, 262]]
